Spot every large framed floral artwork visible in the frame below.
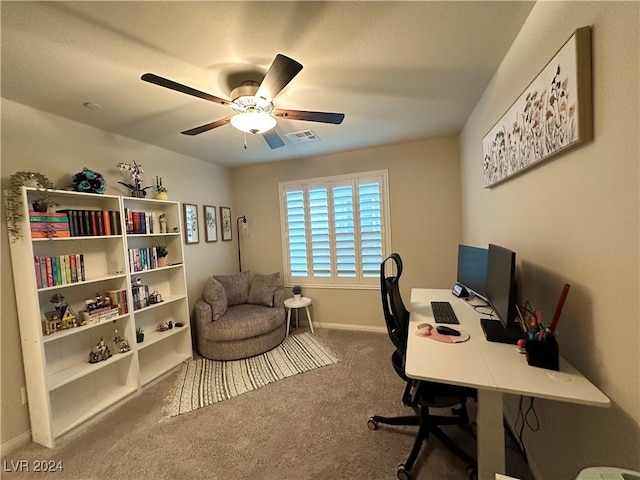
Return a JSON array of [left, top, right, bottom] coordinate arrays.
[[482, 26, 592, 188]]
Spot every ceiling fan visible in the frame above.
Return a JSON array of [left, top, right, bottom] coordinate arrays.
[[141, 54, 345, 149]]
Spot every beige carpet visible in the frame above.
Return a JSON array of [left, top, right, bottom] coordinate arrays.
[[1, 329, 533, 480], [165, 333, 339, 417]]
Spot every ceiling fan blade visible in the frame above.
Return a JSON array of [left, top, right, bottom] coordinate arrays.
[[181, 117, 232, 136], [141, 73, 231, 106], [262, 130, 285, 149], [273, 109, 345, 124], [255, 54, 303, 105]]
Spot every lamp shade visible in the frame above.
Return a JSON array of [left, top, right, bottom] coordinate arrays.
[[230, 112, 277, 134]]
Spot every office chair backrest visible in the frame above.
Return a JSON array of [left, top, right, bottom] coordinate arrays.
[[380, 253, 411, 354]]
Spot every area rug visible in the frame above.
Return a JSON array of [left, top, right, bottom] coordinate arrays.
[[164, 333, 339, 417]]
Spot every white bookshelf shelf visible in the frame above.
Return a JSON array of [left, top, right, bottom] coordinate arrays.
[[43, 313, 130, 343], [47, 351, 134, 391]]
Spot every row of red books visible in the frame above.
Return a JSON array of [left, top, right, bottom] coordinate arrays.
[[34, 254, 85, 289], [125, 209, 156, 234]]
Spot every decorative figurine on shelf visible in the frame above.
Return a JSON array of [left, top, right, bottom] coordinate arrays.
[[156, 321, 173, 332], [71, 167, 107, 194], [148, 290, 163, 305], [155, 176, 168, 200], [113, 329, 131, 353], [88, 338, 112, 363], [117, 160, 152, 197], [113, 329, 123, 352], [44, 293, 79, 335], [119, 339, 131, 353], [136, 328, 144, 344], [159, 213, 168, 233], [86, 293, 112, 311]]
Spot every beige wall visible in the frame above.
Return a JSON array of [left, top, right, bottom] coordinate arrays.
[[461, 2, 639, 478], [231, 135, 463, 330], [0, 99, 236, 448]]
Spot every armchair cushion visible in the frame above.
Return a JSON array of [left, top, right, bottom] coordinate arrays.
[[247, 272, 280, 307], [214, 271, 249, 306], [202, 277, 227, 321]]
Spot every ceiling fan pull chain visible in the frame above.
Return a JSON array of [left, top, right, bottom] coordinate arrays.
[[243, 131, 248, 149]]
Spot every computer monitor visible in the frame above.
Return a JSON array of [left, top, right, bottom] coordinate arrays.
[[456, 244, 488, 300], [481, 243, 524, 344]]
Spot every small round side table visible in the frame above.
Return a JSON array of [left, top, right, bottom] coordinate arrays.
[[284, 296, 314, 336]]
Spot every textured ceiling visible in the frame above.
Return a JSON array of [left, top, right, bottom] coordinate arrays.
[[1, 1, 534, 167]]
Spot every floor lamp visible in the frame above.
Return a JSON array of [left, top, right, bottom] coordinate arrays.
[[236, 215, 247, 272]]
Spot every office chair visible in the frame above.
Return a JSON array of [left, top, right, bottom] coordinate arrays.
[[368, 253, 477, 480]]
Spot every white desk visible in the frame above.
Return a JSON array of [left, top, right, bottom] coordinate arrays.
[[407, 289, 610, 480]]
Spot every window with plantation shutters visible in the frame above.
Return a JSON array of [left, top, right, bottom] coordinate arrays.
[[279, 170, 390, 288]]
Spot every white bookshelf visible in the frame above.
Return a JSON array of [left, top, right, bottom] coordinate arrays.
[[121, 196, 192, 388], [6, 187, 192, 448]]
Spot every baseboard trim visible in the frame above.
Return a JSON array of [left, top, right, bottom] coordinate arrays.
[[1, 430, 31, 457], [314, 322, 387, 333]]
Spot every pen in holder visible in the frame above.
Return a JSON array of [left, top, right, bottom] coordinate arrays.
[[526, 335, 559, 371]]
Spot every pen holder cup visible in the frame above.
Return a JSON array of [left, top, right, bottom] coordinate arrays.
[[526, 336, 559, 371]]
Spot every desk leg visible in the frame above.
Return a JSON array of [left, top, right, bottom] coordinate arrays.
[[477, 390, 505, 480], [304, 305, 314, 333], [286, 308, 292, 336]]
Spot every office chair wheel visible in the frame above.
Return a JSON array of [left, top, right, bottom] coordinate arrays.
[[397, 464, 411, 480], [367, 417, 378, 430]]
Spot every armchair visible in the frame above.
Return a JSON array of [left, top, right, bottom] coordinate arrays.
[[193, 271, 286, 361]]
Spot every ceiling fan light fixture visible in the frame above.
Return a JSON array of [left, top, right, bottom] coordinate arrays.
[[230, 112, 277, 134]]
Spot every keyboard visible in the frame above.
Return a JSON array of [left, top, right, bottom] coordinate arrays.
[[430, 301, 460, 324]]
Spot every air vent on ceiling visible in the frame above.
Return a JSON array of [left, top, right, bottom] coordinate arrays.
[[285, 129, 320, 144]]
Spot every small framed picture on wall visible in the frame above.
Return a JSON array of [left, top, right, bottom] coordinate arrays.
[[204, 205, 217, 242], [183, 203, 199, 244], [220, 206, 232, 241]]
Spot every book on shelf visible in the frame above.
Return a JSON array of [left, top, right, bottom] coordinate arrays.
[[102, 210, 112, 236], [131, 284, 149, 310], [31, 230, 71, 238], [30, 222, 70, 231], [53, 256, 62, 285], [110, 210, 122, 235], [82, 211, 91, 236], [80, 306, 120, 324], [106, 289, 129, 314], [29, 211, 69, 222], [68, 254, 77, 282], [34, 257, 43, 289]]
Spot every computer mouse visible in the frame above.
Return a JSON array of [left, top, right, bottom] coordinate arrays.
[[436, 326, 461, 336]]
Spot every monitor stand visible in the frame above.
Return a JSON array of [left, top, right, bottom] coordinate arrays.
[[480, 318, 525, 345]]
